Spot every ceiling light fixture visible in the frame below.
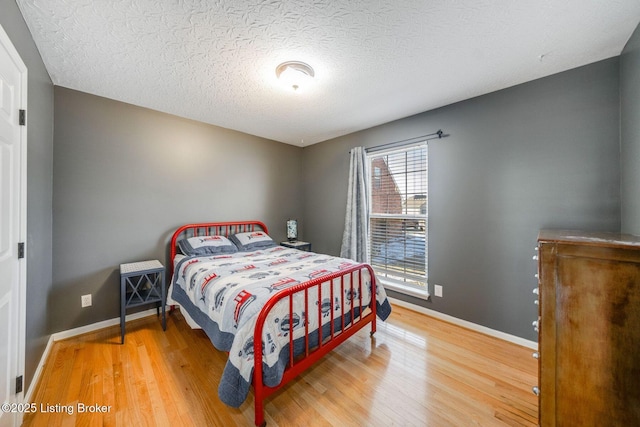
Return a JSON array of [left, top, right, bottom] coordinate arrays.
[[275, 61, 315, 91]]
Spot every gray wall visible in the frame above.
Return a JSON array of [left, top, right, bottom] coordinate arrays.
[[621, 23, 640, 235], [52, 87, 303, 332], [0, 1, 54, 390], [302, 58, 621, 341]]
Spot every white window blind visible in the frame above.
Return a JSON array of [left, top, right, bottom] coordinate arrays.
[[368, 143, 427, 293]]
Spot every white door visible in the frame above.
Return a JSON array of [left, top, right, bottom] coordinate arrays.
[[0, 24, 27, 427]]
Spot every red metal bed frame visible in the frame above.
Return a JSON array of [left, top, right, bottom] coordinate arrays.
[[169, 221, 378, 426]]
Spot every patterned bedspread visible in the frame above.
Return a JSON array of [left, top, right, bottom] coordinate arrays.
[[170, 245, 392, 407]]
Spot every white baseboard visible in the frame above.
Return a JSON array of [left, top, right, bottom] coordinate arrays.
[[387, 297, 538, 350], [23, 335, 54, 405], [25, 308, 160, 402], [51, 307, 159, 341]]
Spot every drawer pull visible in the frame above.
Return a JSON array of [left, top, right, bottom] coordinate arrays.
[[532, 386, 540, 396], [533, 287, 539, 295], [532, 352, 539, 359], [534, 299, 539, 305], [532, 255, 538, 261]]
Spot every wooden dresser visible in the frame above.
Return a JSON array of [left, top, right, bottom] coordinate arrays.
[[536, 230, 640, 426]]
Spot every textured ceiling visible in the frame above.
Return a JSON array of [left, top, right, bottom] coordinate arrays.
[[15, 0, 640, 146]]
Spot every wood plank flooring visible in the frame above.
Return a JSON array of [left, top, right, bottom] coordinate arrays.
[[23, 304, 538, 426]]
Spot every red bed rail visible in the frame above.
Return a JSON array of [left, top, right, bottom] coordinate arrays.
[[168, 222, 378, 427], [252, 263, 377, 426]]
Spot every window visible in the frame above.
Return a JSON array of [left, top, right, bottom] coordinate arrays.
[[367, 143, 428, 297]]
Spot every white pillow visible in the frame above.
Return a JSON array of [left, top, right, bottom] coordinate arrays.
[[229, 231, 276, 251], [178, 235, 238, 255]]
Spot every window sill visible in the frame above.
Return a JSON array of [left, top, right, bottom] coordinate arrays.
[[379, 279, 430, 301]]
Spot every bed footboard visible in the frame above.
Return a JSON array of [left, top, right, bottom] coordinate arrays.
[[252, 264, 377, 426]]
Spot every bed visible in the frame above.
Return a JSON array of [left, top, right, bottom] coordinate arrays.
[[168, 221, 391, 426]]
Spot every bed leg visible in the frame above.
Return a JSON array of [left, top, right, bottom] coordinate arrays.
[[255, 393, 265, 427]]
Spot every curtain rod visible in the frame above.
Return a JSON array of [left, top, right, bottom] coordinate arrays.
[[350, 129, 448, 154]]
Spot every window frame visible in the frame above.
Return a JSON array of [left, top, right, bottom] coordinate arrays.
[[366, 141, 429, 299]]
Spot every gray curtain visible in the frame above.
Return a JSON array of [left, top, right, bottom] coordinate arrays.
[[340, 147, 369, 262]]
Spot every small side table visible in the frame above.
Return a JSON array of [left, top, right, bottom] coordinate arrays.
[[120, 260, 166, 344], [280, 241, 312, 252]]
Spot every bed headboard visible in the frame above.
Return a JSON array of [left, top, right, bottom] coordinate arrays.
[[169, 221, 268, 276]]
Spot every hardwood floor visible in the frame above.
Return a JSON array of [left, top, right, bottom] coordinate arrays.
[[23, 304, 538, 426]]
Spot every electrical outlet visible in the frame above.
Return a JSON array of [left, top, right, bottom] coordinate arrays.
[[81, 294, 92, 308], [434, 285, 443, 297]]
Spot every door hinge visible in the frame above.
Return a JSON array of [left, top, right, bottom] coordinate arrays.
[[19, 109, 26, 126], [18, 242, 25, 259], [15, 375, 23, 394]]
